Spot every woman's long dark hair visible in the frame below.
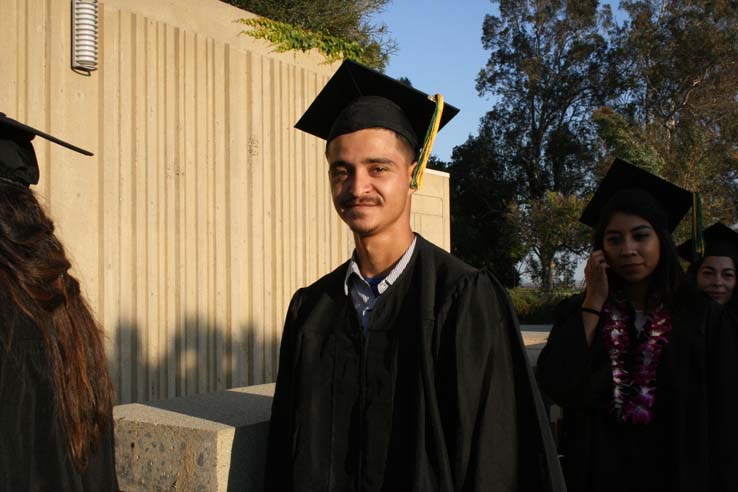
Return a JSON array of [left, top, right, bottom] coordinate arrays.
[[592, 188, 685, 310], [0, 179, 114, 471]]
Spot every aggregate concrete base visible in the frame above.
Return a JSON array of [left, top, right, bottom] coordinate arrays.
[[112, 326, 552, 491], [114, 383, 275, 492]]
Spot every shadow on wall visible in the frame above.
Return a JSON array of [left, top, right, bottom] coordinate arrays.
[[110, 315, 281, 405]]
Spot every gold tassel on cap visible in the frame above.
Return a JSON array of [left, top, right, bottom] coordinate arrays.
[[411, 94, 445, 190]]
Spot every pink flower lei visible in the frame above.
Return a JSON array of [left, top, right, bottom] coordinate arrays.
[[601, 301, 672, 424]]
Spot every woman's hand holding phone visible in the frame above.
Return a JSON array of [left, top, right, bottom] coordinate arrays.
[[582, 250, 609, 346], [584, 250, 609, 310]]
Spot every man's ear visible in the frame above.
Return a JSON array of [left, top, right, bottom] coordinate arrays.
[[408, 161, 418, 191]]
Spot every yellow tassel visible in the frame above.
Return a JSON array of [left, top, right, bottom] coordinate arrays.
[[411, 94, 445, 190]]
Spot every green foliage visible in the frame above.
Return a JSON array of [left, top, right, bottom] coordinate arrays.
[[226, 0, 395, 69], [432, 127, 525, 287], [448, 0, 738, 291], [443, 0, 615, 289], [476, 0, 615, 199], [508, 288, 573, 324], [592, 107, 665, 174], [596, 0, 738, 233], [509, 191, 591, 291], [239, 18, 369, 65]]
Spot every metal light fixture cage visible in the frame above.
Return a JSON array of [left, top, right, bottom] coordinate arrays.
[[71, 0, 99, 72]]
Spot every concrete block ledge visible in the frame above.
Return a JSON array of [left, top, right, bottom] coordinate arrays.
[[521, 327, 551, 366], [112, 326, 551, 492], [114, 383, 275, 492]]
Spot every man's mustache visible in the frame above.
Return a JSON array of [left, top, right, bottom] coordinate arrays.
[[338, 195, 382, 208]]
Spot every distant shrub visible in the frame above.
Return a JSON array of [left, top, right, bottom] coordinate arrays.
[[508, 288, 576, 324]]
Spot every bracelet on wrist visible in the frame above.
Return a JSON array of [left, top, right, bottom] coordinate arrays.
[[580, 306, 602, 317]]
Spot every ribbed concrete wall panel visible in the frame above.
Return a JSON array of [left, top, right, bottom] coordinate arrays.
[[0, 0, 451, 404]]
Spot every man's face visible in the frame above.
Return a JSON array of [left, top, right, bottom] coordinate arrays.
[[326, 128, 416, 238]]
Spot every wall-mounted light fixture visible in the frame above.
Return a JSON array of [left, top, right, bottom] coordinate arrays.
[[71, 0, 99, 73]]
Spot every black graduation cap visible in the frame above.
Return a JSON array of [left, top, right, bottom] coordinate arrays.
[[580, 158, 693, 232], [0, 112, 93, 187], [678, 222, 738, 263], [294, 59, 459, 150]]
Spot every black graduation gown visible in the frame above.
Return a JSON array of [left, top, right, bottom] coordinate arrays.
[[0, 299, 119, 492], [536, 286, 736, 492], [709, 302, 738, 491], [265, 235, 564, 492], [725, 303, 738, 332]]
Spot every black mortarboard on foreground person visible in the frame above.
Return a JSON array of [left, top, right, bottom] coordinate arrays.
[[0, 112, 93, 187], [295, 59, 460, 189], [580, 157, 693, 232], [678, 222, 738, 263]]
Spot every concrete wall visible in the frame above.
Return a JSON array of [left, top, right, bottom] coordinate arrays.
[[0, 0, 451, 404]]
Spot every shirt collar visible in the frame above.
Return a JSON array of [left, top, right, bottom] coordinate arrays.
[[343, 235, 417, 296]]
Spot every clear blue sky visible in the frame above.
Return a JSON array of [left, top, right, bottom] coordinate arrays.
[[371, 1, 500, 162]]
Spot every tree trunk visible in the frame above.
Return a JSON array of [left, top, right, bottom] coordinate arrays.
[[539, 253, 556, 292]]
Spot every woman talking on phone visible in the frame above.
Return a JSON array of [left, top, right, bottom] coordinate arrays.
[[536, 159, 736, 492]]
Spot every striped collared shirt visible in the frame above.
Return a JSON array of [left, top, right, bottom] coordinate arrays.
[[343, 236, 417, 333]]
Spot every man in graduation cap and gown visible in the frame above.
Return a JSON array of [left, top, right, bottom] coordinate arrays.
[[264, 60, 564, 492], [0, 113, 119, 491]]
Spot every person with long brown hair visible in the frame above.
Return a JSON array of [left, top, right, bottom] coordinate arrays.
[[0, 113, 118, 491]]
